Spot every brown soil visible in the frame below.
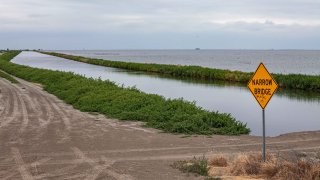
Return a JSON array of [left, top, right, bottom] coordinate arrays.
[[0, 77, 319, 180]]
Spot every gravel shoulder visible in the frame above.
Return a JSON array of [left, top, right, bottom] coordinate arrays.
[[0, 77, 319, 180]]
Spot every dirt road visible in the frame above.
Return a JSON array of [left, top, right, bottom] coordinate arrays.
[[0, 76, 320, 180]]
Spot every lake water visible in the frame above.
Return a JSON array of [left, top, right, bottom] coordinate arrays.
[[53, 50, 320, 75], [12, 51, 320, 136]]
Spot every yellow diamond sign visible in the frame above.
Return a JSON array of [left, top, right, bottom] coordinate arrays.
[[248, 63, 278, 109]]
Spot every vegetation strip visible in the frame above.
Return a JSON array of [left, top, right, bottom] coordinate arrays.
[[0, 51, 249, 135], [0, 69, 18, 84], [42, 51, 320, 92]]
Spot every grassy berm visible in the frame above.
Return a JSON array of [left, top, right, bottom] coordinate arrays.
[[42, 51, 320, 92], [0, 70, 18, 83], [0, 51, 249, 135]]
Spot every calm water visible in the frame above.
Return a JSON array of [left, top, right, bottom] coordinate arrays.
[[53, 50, 320, 75], [12, 51, 320, 136]]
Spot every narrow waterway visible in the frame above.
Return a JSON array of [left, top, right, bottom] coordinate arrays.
[[12, 51, 320, 136]]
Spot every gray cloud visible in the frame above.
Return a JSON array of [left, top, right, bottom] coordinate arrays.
[[0, 0, 319, 49]]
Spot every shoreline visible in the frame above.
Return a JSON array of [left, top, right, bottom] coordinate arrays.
[[41, 51, 320, 93]]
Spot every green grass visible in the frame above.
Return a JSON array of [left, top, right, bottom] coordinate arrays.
[[0, 69, 18, 84], [172, 156, 221, 179], [204, 177, 222, 180], [0, 51, 249, 135], [171, 156, 208, 176], [0, 70, 18, 83], [41, 51, 320, 92]]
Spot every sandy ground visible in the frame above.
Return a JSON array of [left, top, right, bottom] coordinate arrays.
[[0, 76, 320, 180]]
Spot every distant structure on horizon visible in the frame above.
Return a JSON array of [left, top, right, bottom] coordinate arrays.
[[195, 48, 200, 50]]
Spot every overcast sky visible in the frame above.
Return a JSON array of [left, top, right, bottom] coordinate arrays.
[[1, 0, 320, 49]]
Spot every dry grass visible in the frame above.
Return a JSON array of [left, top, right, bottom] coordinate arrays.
[[273, 159, 320, 180], [208, 152, 320, 180], [209, 155, 228, 167], [229, 153, 276, 176]]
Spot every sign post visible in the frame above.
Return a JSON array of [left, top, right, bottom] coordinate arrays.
[[248, 63, 278, 162], [262, 109, 265, 161]]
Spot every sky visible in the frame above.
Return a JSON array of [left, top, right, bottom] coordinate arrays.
[[1, 0, 320, 50]]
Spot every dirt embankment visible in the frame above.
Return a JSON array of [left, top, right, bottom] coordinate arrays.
[[0, 77, 319, 180]]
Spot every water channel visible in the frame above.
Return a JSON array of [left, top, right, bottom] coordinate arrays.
[[12, 51, 320, 136]]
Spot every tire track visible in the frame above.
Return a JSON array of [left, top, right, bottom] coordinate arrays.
[[23, 81, 72, 131], [0, 166, 15, 176], [21, 93, 37, 114], [0, 157, 14, 167], [19, 82, 55, 128], [72, 147, 133, 180], [0, 94, 18, 128], [11, 147, 33, 180], [0, 80, 30, 133], [10, 83, 43, 132], [0, 91, 8, 118], [17, 94, 29, 133], [20, 81, 70, 142], [20, 137, 320, 158], [15, 86, 32, 133], [32, 95, 54, 128], [1, 171, 19, 180], [50, 102, 71, 131], [0, 80, 20, 129], [6, 145, 319, 168], [33, 164, 79, 180], [0, 77, 14, 118]]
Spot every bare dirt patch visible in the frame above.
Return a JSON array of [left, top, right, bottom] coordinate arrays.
[[0, 77, 319, 179]]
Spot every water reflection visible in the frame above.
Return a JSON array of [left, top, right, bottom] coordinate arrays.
[[55, 50, 320, 75], [12, 51, 320, 136], [117, 69, 320, 103]]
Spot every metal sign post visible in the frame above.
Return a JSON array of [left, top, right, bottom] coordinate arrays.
[[262, 109, 266, 161], [248, 63, 278, 162]]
